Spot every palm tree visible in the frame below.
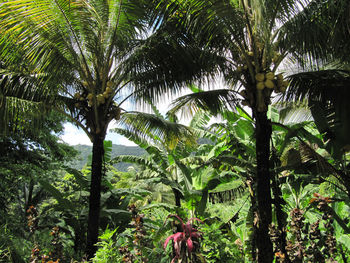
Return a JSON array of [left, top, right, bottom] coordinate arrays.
[[0, 0, 217, 258], [153, 0, 335, 261]]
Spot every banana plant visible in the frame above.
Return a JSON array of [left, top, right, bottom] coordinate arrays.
[[111, 105, 247, 217]]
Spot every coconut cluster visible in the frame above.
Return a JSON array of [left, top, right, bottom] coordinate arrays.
[[239, 71, 289, 112], [255, 72, 289, 93], [74, 86, 113, 108], [95, 86, 113, 106], [73, 92, 85, 108]]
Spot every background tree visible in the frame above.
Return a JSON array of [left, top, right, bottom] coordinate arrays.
[[0, 112, 76, 261]]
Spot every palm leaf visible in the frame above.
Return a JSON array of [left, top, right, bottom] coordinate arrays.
[[112, 155, 163, 175], [170, 89, 239, 119], [279, 0, 350, 63], [118, 111, 197, 149], [274, 101, 313, 124], [0, 66, 57, 134], [284, 69, 350, 159]]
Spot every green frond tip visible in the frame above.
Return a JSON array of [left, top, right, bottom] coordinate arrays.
[[170, 89, 239, 119], [118, 111, 198, 150]]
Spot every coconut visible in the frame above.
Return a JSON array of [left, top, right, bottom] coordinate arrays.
[[255, 73, 265, 82], [103, 91, 110, 99], [248, 51, 254, 57], [106, 87, 113, 94], [74, 92, 81, 99], [265, 72, 275, 80], [97, 94, 105, 104], [264, 79, 275, 89], [276, 73, 284, 81], [107, 81, 114, 88], [256, 82, 265, 90], [87, 93, 94, 100]]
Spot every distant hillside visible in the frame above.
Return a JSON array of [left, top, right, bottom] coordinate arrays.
[[67, 144, 146, 172]]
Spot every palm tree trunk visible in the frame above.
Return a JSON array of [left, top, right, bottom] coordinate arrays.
[[86, 134, 105, 259], [255, 111, 273, 263]]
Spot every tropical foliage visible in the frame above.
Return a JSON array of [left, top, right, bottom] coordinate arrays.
[[1, 0, 350, 262]]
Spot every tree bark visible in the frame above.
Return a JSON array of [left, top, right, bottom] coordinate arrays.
[[255, 111, 273, 263], [86, 134, 105, 259]]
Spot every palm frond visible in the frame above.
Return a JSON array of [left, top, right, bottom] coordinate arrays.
[[298, 142, 348, 188], [0, 96, 46, 136], [274, 101, 313, 124], [111, 127, 152, 150], [188, 110, 212, 129], [169, 89, 238, 120], [0, 67, 57, 135], [123, 25, 225, 103], [112, 125, 172, 172], [118, 111, 198, 149], [285, 69, 350, 102], [283, 69, 350, 158], [278, 0, 350, 64], [112, 155, 163, 174]]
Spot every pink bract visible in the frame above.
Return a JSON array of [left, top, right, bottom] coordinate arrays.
[[163, 215, 204, 263]]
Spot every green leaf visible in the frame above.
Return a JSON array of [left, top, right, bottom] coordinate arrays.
[[104, 140, 113, 162], [268, 106, 279, 122], [63, 166, 89, 189], [196, 188, 208, 216], [140, 203, 177, 212], [38, 179, 75, 211], [338, 235, 350, 250]]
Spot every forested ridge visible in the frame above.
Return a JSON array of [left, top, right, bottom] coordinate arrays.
[[68, 144, 146, 172]]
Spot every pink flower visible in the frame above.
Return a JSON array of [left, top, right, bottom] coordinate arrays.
[[163, 215, 203, 262]]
